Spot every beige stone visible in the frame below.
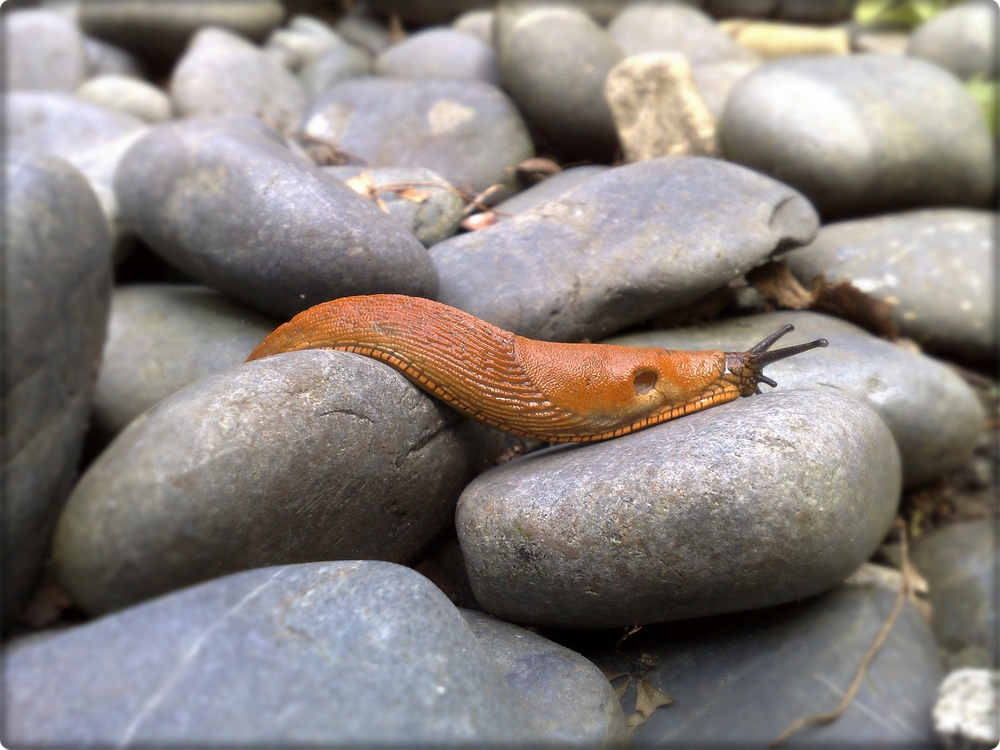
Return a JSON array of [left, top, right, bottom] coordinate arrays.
[[718, 20, 850, 59], [604, 53, 718, 162]]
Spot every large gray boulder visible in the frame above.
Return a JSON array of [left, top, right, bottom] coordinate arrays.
[[3, 561, 542, 745], [432, 156, 818, 342], [2, 154, 112, 625], [115, 119, 437, 318], [53, 350, 501, 615], [720, 55, 995, 219], [457, 390, 900, 628]]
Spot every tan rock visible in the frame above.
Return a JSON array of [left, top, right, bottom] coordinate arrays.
[[717, 20, 850, 59], [604, 53, 718, 161]]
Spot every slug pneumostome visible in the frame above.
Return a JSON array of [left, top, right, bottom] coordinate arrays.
[[247, 294, 828, 443]]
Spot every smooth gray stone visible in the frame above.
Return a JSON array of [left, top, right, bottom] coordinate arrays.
[[303, 78, 533, 194], [323, 166, 465, 246], [170, 27, 306, 133], [53, 350, 502, 615], [460, 609, 628, 746], [83, 36, 146, 79], [608, 311, 984, 488], [376, 28, 501, 86], [115, 119, 436, 318], [908, 2, 998, 80], [78, 75, 172, 124], [775, 0, 856, 23], [300, 42, 373, 98], [336, 13, 392, 56], [457, 390, 900, 628], [912, 521, 997, 665], [2, 154, 112, 626], [784, 209, 998, 367], [608, 3, 760, 64], [431, 156, 818, 342], [264, 15, 346, 73], [363, 1, 647, 25], [78, 1, 284, 62], [495, 5, 623, 159], [492, 165, 609, 218], [91, 285, 279, 443], [5, 92, 145, 161], [586, 565, 942, 746], [691, 59, 760, 119], [3, 561, 542, 746], [720, 55, 996, 220], [453, 10, 494, 46], [704, 0, 779, 17], [61, 128, 150, 262], [4, 10, 87, 92]]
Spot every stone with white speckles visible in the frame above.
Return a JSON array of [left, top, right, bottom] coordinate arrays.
[[784, 209, 997, 367], [301, 78, 533, 194]]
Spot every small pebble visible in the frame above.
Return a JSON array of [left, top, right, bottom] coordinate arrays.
[[376, 27, 501, 85], [604, 52, 718, 160], [78, 75, 172, 124], [170, 27, 306, 133]]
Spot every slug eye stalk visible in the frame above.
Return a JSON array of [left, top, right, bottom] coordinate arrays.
[[724, 325, 829, 396]]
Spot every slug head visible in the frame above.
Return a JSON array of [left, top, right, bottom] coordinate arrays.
[[724, 325, 828, 397]]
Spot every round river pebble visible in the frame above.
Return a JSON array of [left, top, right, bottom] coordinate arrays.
[[91, 285, 278, 444], [783, 209, 997, 367], [115, 118, 437, 318], [303, 77, 533, 194], [432, 155, 818, 342], [2, 154, 111, 625], [53, 350, 501, 615], [4, 561, 543, 746], [720, 55, 995, 219], [457, 390, 900, 628]]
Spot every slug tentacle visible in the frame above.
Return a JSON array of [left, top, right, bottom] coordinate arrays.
[[723, 325, 829, 396], [247, 295, 828, 442]]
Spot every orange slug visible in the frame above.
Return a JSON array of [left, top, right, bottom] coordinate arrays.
[[247, 294, 827, 443]]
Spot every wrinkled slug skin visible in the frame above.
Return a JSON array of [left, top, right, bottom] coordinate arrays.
[[247, 294, 739, 442]]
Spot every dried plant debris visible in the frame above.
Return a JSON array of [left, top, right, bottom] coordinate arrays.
[[290, 131, 368, 166], [746, 260, 814, 310], [513, 157, 562, 185], [745, 261, 900, 341], [603, 627, 675, 733], [809, 277, 899, 340]]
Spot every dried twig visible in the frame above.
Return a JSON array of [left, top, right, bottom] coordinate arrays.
[[770, 519, 910, 748]]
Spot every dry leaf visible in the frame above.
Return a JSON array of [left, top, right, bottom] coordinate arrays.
[[810, 277, 899, 340], [515, 157, 562, 184], [460, 212, 498, 231], [602, 669, 631, 682], [747, 260, 814, 310], [345, 172, 377, 199], [394, 187, 429, 203], [20, 571, 73, 629], [627, 678, 674, 731]]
